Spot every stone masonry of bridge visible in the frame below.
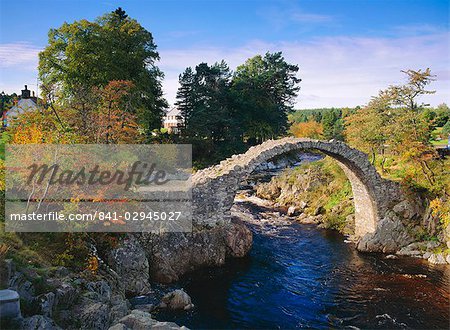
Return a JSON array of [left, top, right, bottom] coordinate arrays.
[[192, 137, 419, 253]]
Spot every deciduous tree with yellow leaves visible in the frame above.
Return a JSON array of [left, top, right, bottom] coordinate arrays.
[[290, 121, 324, 139]]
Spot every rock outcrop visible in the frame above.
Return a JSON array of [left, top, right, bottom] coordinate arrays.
[[136, 219, 252, 283], [395, 240, 450, 264], [22, 315, 62, 330], [109, 309, 187, 330], [356, 212, 414, 253], [223, 219, 253, 258], [3, 258, 132, 330], [108, 235, 151, 296]]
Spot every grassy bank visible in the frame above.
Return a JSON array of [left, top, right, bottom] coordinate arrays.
[[256, 158, 355, 234]]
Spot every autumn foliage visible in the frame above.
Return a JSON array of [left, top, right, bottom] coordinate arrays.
[[10, 109, 81, 144], [10, 80, 143, 145], [290, 121, 323, 139], [92, 80, 142, 144]]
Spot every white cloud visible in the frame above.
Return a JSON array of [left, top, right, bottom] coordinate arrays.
[[0, 42, 42, 95], [392, 24, 446, 36], [159, 32, 450, 108], [0, 42, 41, 69]]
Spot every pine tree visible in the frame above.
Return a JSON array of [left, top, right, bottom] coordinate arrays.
[[114, 7, 128, 20], [322, 109, 344, 140], [443, 119, 450, 135], [175, 67, 195, 126]]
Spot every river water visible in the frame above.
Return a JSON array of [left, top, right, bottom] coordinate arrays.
[[150, 161, 450, 329], [152, 197, 449, 329]]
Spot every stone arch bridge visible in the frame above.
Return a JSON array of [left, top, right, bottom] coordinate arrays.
[[192, 137, 417, 253]]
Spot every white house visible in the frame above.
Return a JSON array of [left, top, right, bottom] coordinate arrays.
[[7, 85, 38, 121], [163, 107, 183, 133]]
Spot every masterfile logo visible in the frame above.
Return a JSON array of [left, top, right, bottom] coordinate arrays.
[[26, 161, 170, 191], [5, 144, 192, 233]]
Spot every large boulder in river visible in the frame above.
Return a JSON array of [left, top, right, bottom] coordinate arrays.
[[357, 212, 414, 253], [141, 227, 227, 284], [160, 289, 193, 310], [110, 309, 187, 330]]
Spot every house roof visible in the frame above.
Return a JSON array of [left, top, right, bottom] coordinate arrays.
[[165, 107, 181, 117], [8, 98, 37, 117]]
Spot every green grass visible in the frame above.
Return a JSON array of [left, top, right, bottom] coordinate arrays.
[[324, 181, 352, 211], [431, 139, 448, 147], [430, 126, 449, 147]]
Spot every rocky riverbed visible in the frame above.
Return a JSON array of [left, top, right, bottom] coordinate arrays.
[[1, 217, 253, 329], [1, 259, 192, 329]]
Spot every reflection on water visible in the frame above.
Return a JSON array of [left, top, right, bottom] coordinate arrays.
[[152, 201, 450, 329]]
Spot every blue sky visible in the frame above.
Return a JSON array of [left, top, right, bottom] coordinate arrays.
[[0, 0, 449, 108]]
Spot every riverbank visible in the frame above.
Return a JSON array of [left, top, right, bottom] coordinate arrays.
[[1, 255, 196, 329], [0, 218, 253, 329]]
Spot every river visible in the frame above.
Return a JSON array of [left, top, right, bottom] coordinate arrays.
[[140, 163, 450, 329]]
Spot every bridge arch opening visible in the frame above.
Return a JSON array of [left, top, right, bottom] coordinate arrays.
[[241, 147, 378, 238], [193, 138, 399, 241]]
